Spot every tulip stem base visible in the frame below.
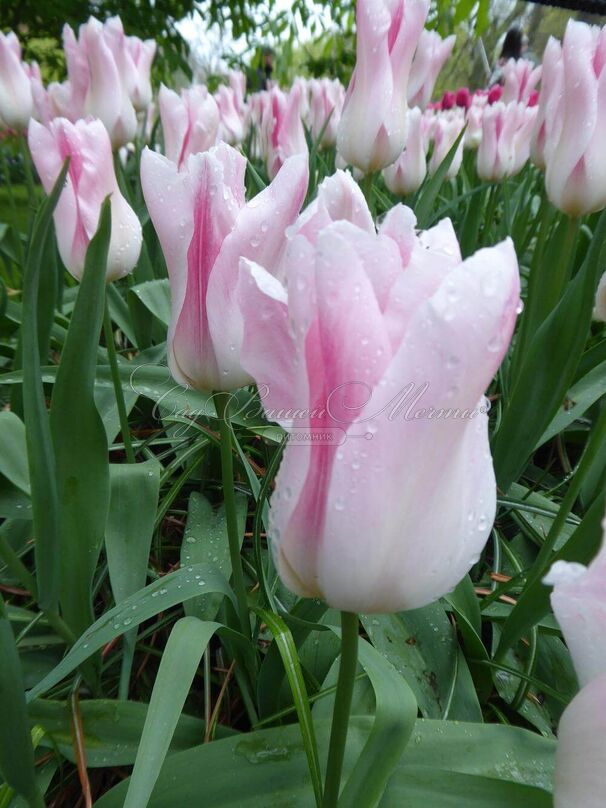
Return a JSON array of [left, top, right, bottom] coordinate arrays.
[[322, 611, 359, 808], [103, 297, 136, 464], [214, 392, 250, 639]]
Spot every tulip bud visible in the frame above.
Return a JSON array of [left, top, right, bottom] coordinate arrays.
[[543, 20, 606, 216], [28, 117, 142, 282], [159, 84, 220, 167], [530, 39, 563, 170], [215, 85, 247, 145], [104, 16, 156, 112], [407, 30, 456, 110], [384, 107, 427, 195], [266, 85, 308, 180], [545, 513, 606, 808], [501, 58, 542, 104], [477, 101, 537, 181], [429, 112, 465, 178], [337, 0, 429, 173], [141, 144, 308, 392], [307, 78, 345, 148], [237, 171, 520, 612], [0, 31, 34, 130], [82, 18, 138, 148]]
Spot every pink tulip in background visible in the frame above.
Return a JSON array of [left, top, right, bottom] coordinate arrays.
[[0, 31, 34, 130], [477, 101, 537, 181], [47, 17, 155, 148], [545, 514, 606, 808], [407, 29, 456, 110], [215, 84, 247, 145], [307, 78, 345, 148], [383, 106, 427, 195], [500, 58, 542, 104], [265, 84, 308, 180], [237, 171, 520, 612], [543, 20, 606, 216], [159, 84, 220, 167], [429, 112, 465, 178], [141, 144, 308, 392], [28, 117, 142, 281], [594, 272, 606, 322], [337, 0, 429, 173]]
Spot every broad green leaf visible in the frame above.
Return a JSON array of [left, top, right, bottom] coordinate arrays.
[[0, 411, 30, 495], [180, 491, 247, 622], [124, 617, 222, 808], [95, 717, 555, 808], [0, 596, 43, 808], [26, 563, 236, 701], [49, 201, 111, 636], [28, 698, 236, 768], [538, 358, 606, 446], [129, 279, 171, 327], [415, 127, 466, 228], [20, 163, 69, 612]]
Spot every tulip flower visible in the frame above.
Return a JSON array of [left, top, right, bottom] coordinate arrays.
[[337, 0, 429, 173], [530, 40, 563, 169], [384, 107, 427, 195], [28, 117, 142, 282], [501, 58, 542, 104], [477, 101, 537, 181], [159, 84, 220, 167], [407, 29, 456, 110], [456, 87, 472, 110], [594, 272, 606, 322], [215, 85, 246, 145], [265, 85, 308, 180], [104, 16, 156, 112], [428, 112, 465, 178], [464, 104, 483, 149], [307, 78, 345, 148], [237, 171, 520, 612], [0, 31, 34, 130], [440, 90, 456, 110], [140, 143, 308, 392], [487, 85, 503, 104], [543, 20, 606, 216], [545, 514, 606, 808]]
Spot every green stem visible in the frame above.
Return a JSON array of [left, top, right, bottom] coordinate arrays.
[[214, 392, 250, 639], [322, 612, 359, 808], [359, 172, 374, 211], [103, 295, 135, 464]]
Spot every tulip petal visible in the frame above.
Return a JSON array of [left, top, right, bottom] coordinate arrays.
[[554, 673, 606, 808]]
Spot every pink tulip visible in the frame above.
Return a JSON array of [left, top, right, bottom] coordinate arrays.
[[215, 85, 246, 145], [429, 112, 465, 178], [407, 29, 456, 110], [104, 16, 156, 112], [307, 78, 345, 148], [266, 85, 308, 180], [456, 87, 472, 110], [140, 144, 308, 392], [28, 117, 142, 281], [501, 58, 542, 104], [487, 85, 503, 104], [337, 0, 429, 173], [228, 70, 247, 116], [477, 101, 537, 181], [82, 18, 138, 148], [545, 514, 606, 808], [530, 39, 563, 170], [47, 24, 89, 122], [440, 91, 456, 110], [159, 84, 220, 167], [464, 104, 483, 149], [237, 171, 520, 612], [384, 107, 427, 195], [0, 31, 34, 130], [543, 21, 606, 216]]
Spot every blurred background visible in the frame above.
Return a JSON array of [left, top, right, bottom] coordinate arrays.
[[2, 0, 606, 94]]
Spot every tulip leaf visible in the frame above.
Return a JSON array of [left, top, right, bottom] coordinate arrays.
[[414, 127, 466, 228], [493, 208, 606, 491], [20, 162, 69, 612], [26, 563, 237, 702], [94, 717, 554, 807], [180, 491, 247, 623], [128, 279, 171, 328], [0, 596, 44, 808], [0, 411, 30, 496], [49, 199, 112, 638]]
